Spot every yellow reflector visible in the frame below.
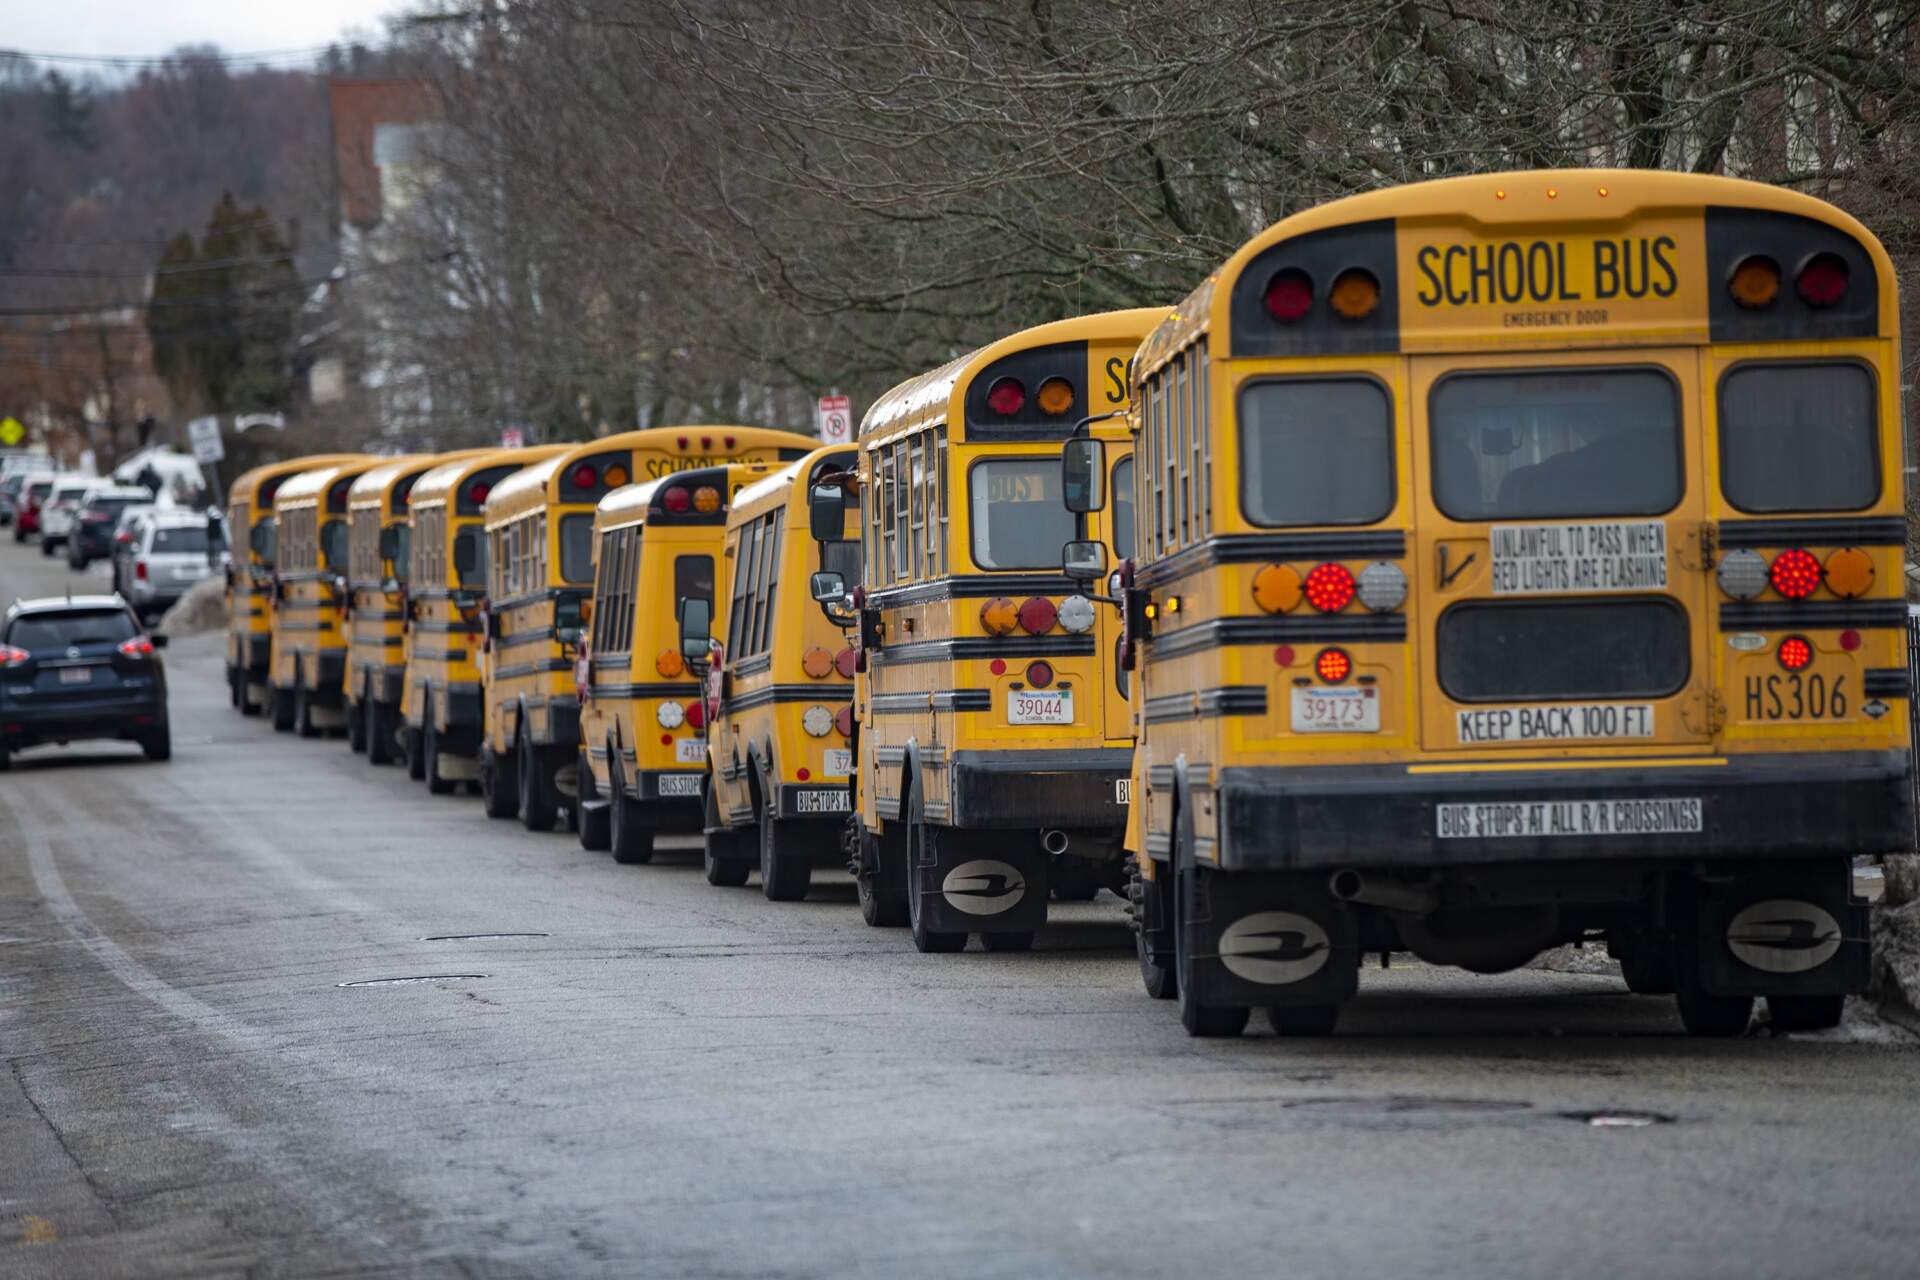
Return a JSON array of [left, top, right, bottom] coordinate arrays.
[[1328, 269, 1380, 321], [980, 596, 1018, 637], [655, 648, 685, 678], [1250, 563, 1303, 614], [800, 645, 834, 678], [1824, 547, 1874, 598], [1729, 256, 1780, 310], [1036, 377, 1075, 416], [604, 463, 630, 488], [693, 485, 721, 513]]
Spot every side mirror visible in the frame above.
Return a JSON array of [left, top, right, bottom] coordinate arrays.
[[555, 625, 582, 646], [450, 588, 481, 611], [1062, 438, 1105, 513], [808, 483, 846, 542], [381, 576, 400, 594], [1062, 538, 1109, 582], [678, 596, 713, 673], [810, 570, 846, 603], [248, 523, 272, 558]]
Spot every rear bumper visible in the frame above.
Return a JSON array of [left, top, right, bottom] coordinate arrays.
[[947, 747, 1131, 831], [1214, 750, 1912, 872], [1, 695, 165, 746]]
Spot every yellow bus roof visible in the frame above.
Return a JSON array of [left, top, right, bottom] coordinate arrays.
[[1139, 168, 1897, 377], [861, 307, 1170, 446], [729, 443, 858, 523], [410, 446, 567, 508], [274, 456, 390, 510], [228, 453, 366, 507], [483, 425, 820, 524], [347, 449, 491, 511]]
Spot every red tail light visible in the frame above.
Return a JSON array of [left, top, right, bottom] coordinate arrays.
[[570, 463, 598, 489], [135, 560, 148, 581], [1016, 596, 1057, 635], [468, 482, 491, 505], [115, 530, 133, 544], [834, 647, 858, 678], [117, 636, 155, 659], [685, 698, 706, 730], [1263, 268, 1314, 322], [661, 486, 692, 514], [1303, 562, 1356, 612], [1777, 635, 1813, 671], [1315, 647, 1352, 683], [1025, 660, 1055, 688], [833, 705, 853, 737], [1768, 548, 1821, 599], [0, 645, 29, 667], [985, 377, 1026, 416], [723, 435, 736, 449], [1795, 254, 1849, 307]]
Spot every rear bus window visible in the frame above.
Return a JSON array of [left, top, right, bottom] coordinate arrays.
[[1720, 362, 1878, 512], [1430, 369, 1680, 520], [559, 514, 595, 583], [969, 458, 1075, 571], [1240, 379, 1393, 526]]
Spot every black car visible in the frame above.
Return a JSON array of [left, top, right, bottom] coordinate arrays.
[[68, 486, 150, 569], [0, 595, 170, 768]]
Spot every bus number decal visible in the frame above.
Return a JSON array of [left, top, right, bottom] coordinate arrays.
[[1437, 796, 1702, 839], [1489, 521, 1667, 595], [1744, 673, 1848, 722]]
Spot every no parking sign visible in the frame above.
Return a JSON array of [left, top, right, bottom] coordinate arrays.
[[816, 394, 852, 444]]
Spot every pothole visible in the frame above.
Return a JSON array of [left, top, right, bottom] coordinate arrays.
[[421, 932, 550, 941], [1561, 1110, 1675, 1128], [337, 974, 489, 988]]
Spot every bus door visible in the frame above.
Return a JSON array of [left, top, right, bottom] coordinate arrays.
[[1408, 351, 1716, 758], [1098, 450, 1137, 745]]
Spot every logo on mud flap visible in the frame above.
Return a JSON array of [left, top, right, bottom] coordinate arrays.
[[1218, 912, 1331, 984], [941, 859, 1026, 915], [1726, 899, 1842, 974]]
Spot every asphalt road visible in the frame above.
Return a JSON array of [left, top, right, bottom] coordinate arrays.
[[4, 535, 1919, 1279]]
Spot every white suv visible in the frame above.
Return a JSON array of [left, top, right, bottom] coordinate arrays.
[[37, 477, 96, 554]]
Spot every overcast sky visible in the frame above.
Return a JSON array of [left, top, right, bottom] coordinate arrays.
[[4, 0, 403, 62]]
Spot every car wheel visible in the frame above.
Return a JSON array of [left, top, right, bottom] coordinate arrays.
[[141, 722, 172, 762], [519, 728, 557, 832]]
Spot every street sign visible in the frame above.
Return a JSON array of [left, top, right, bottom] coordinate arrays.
[[0, 416, 23, 447], [816, 394, 852, 444], [500, 427, 525, 448], [188, 416, 225, 464]]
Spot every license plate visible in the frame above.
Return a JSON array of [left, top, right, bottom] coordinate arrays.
[[823, 748, 853, 777], [1290, 686, 1378, 732], [1114, 777, 1132, 805], [656, 774, 702, 797], [675, 737, 707, 765], [58, 666, 92, 685], [1008, 689, 1072, 725], [795, 789, 851, 814], [1437, 796, 1703, 839]]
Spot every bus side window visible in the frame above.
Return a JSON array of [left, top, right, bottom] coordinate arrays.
[[933, 426, 947, 575]]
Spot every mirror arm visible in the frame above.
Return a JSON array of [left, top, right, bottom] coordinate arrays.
[[1067, 408, 1126, 440]]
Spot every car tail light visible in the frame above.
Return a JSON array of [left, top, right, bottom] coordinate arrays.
[[1777, 635, 1813, 671], [656, 648, 685, 678], [685, 698, 706, 730], [980, 596, 1017, 637], [1252, 564, 1303, 614], [0, 645, 29, 667], [1025, 660, 1054, 688], [1057, 594, 1096, 634], [1796, 253, 1849, 307], [986, 377, 1026, 415], [661, 486, 691, 514], [1716, 548, 1768, 600], [117, 636, 155, 659], [1263, 268, 1313, 322], [1035, 377, 1074, 416], [1769, 548, 1822, 599], [1016, 596, 1057, 635], [833, 705, 853, 736], [656, 701, 685, 728], [570, 463, 598, 489], [692, 485, 721, 514], [83, 510, 110, 523], [801, 646, 834, 678], [1303, 562, 1356, 612], [1329, 269, 1380, 320], [1315, 647, 1352, 683], [834, 647, 858, 678], [1729, 255, 1781, 309], [135, 560, 148, 581], [115, 530, 133, 545], [802, 705, 833, 737], [1823, 547, 1874, 598]]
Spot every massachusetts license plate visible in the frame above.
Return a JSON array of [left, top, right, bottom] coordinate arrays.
[[1008, 689, 1072, 725], [58, 666, 92, 685], [656, 774, 702, 797], [823, 748, 853, 777], [675, 737, 707, 765], [1290, 686, 1378, 732], [795, 789, 851, 814]]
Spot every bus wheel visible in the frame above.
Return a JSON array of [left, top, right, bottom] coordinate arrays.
[[347, 696, 367, 754], [702, 783, 750, 885], [367, 692, 394, 765], [576, 749, 612, 851], [404, 722, 425, 780], [271, 684, 295, 733], [1266, 1004, 1339, 1037], [981, 931, 1033, 952], [1174, 827, 1249, 1038], [1130, 862, 1177, 1000], [240, 677, 263, 717], [294, 667, 320, 739], [227, 666, 241, 709], [906, 773, 967, 954], [855, 823, 907, 928], [481, 741, 519, 820], [519, 731, 558, 832], [424, 702, 455, 795], [1767, 994, 1845, 1033], [609, 759, 654, 865]]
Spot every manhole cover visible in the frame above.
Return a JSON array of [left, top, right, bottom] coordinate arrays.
[[1561, 1110, 1674, 1128], [422, 933, 550, 941], [337, 974, 488, 987]]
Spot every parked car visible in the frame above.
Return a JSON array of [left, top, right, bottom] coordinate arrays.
[[67, 484, 154, 569], [0, 472, 27, 526], [0, 595, 170, 768], [37, 477, 96, 554], [119, 512, 218, 623], [11, 475, 55, 542]]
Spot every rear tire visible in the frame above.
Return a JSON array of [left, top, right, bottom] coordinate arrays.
[[907, 772, 967, 954], [481, 741, 519, 819], [608, 758, 654, 865], [856, 822, 908, 928], [140, 722, 172, 762], [270, 685, 295, 732], [576, 750, 612, 851], [702, 783, 750, 885], [347, 695, 368, 754], [1174, 824, 1249, 1038], [519, 730, 557, 832], [424, 702, 454, 795], [1133, 862, 1177, 1000], [294, 668, 320, 739], [1767, 994, 1845, 1033], [759, 800, 811, 903]]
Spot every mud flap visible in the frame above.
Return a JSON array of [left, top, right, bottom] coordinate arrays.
[[1184, 870, 1360, 1009], [1695, 864, 1870, 998], [913, 834, 1049, 936]]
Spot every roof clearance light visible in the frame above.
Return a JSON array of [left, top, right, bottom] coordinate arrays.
[[656, 700, 685, 729], [1716, 548, 1769, 600], [1263, 268, 1314, 322], [986, 377, 1026, 416], [1796, 253, 1849, 307], [1025, 660, 1055, 689], [1057, 594, 1096, 634], [1769, 548, 1822, 600], [661, 486, 692, 514], [1729, 255, 1781, 310], [656, 648, 685, 678], [801, 646, 834, 678], [1035, 377, 1075, 416], [1315, 647, 1352, 683], [692, 485, 722, 514], [1303, 562, 1357, 613], [604, 463, 630, 487], [1016, 596, 1058, 635], [1823, 547, 1874, 599], [802, 705, 834, 737], [1777, 635, 1814, 671], [570, 463, 598, 490], [980, 596, 1018, 637], [1356, 561, 1407, 612], [1251, 563, 1303, 614], [1329, 269, 1381, 321]]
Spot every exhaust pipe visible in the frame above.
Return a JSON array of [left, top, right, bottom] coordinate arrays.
[[1328, 869, 1441, 914], [1040, 829, 1070, 856]]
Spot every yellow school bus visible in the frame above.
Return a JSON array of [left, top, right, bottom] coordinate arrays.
[[1076, 169, 1905, 1039], [479, 426, 817, 831], [225, 455, 364, 716], [577, 463, 775, 863], [807, 308, 1165, 952], [700, 445, 861, 898], [401, 445, 566, 793], [344, 452, 489, 762], [267, 457, 387, 736]]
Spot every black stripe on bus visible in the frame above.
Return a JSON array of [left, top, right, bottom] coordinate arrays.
[[1143, 686, 1270, 723], [731, 654, 773, 677], [1719, 600, 1907, 629], [1133, 531, 1407, 590], [725, 684, 853, 712], [1148, 613, 1406, 659], [868, 574, 1083, 607], [868, 690, 992, 715], [1863, 668, 1911, 699], [499, 627, 564, 647], [1718, 516, 1906, 549], [413, 619, 480, 634], [587, 681, 704, 700], [492, 586, 587, 611], [491, 658, 576, 680], [590, 654, 632, 671], [876, 636, 1096, 665]]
